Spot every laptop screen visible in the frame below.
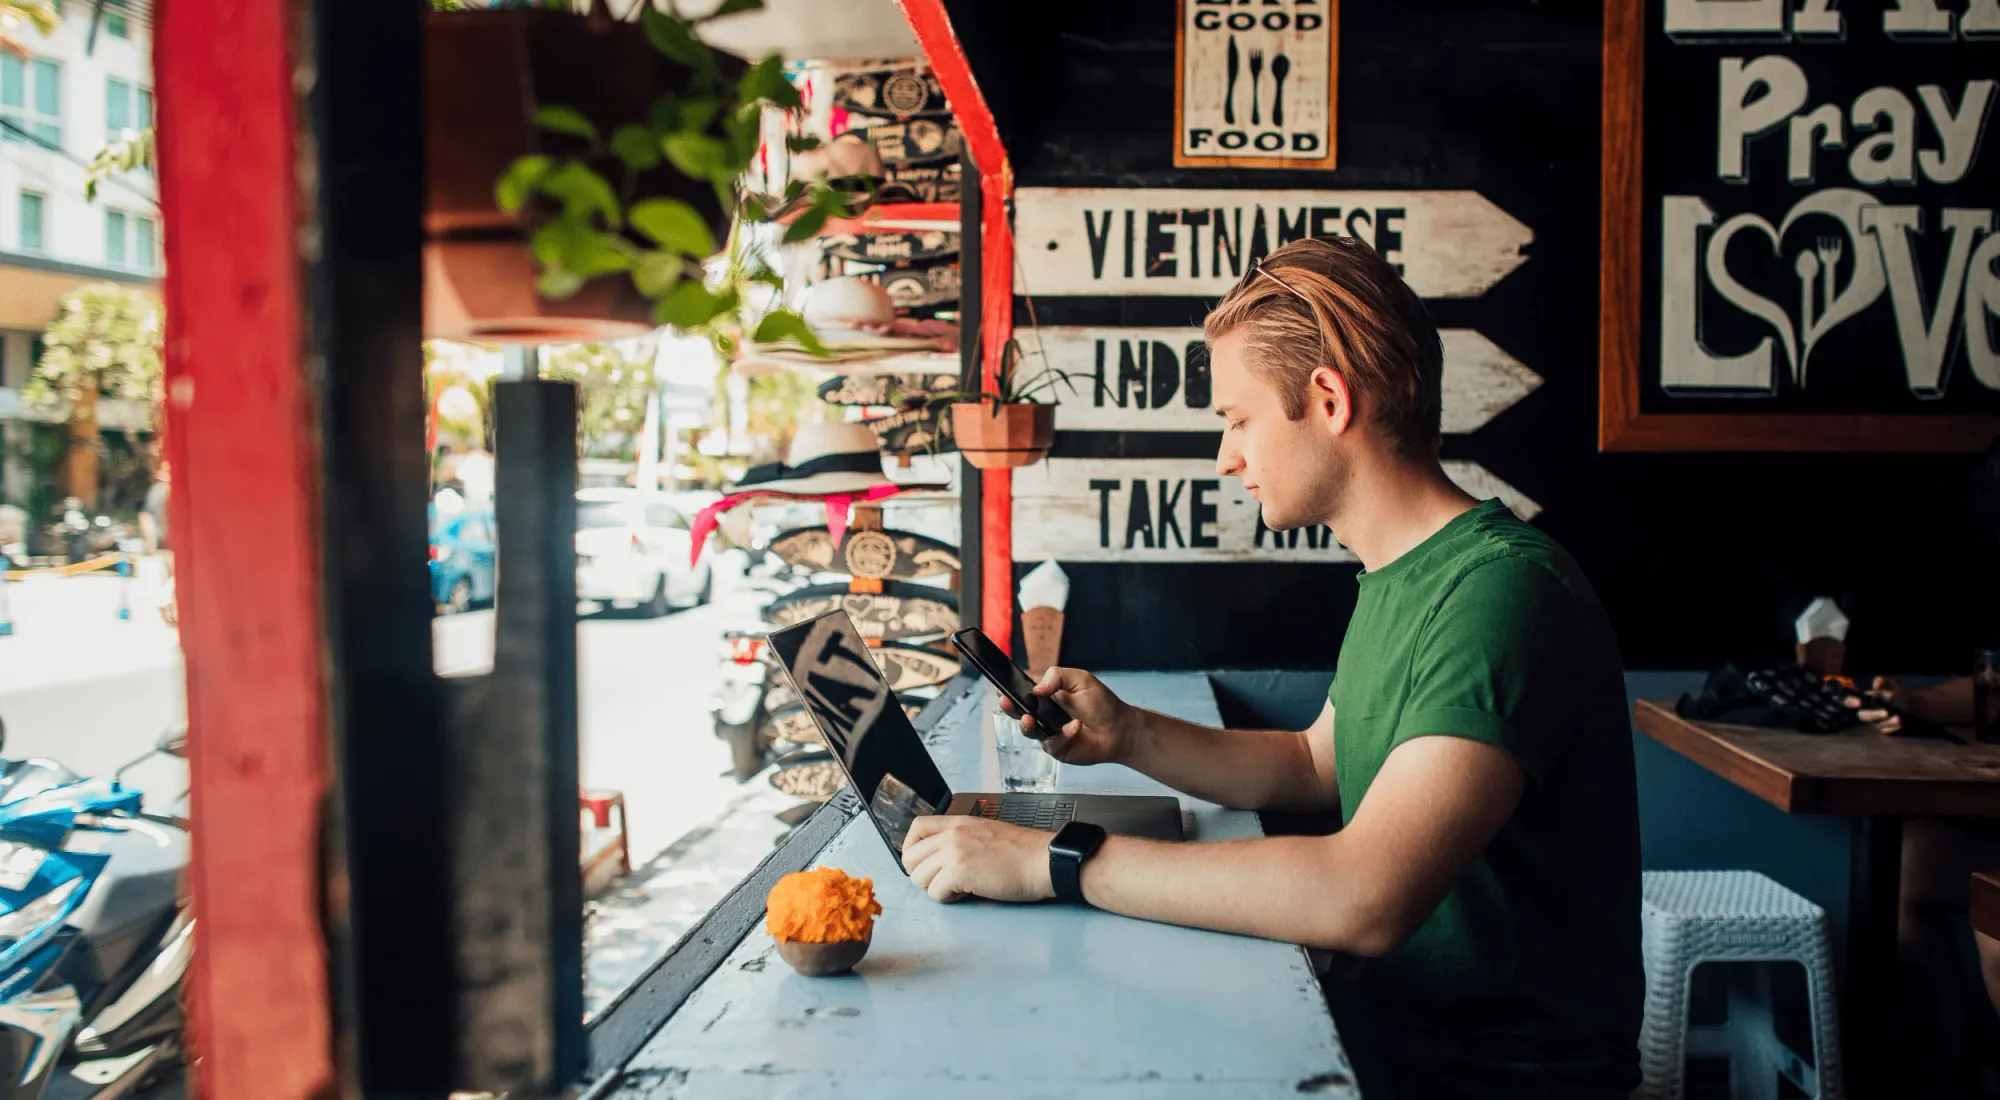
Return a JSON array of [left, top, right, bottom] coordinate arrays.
[[767, 610, 953, 855]]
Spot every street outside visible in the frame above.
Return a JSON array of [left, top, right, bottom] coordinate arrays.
[[0, 551, 799, 1031]]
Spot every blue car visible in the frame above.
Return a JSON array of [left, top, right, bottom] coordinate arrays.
[[430, 507, 497, 614]]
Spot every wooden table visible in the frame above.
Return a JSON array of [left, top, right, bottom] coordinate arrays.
[[607, 674, 1356, 1098], [1636, 700, 2000, 1098]]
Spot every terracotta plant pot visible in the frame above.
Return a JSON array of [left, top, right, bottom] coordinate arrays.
[[775, 934, 871, 977], [950, 402, 1055, 469], [423, 10, 737, 344]]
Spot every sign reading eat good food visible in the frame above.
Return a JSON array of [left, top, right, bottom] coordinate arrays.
[[1175, 0, 1340, 170], [1601, 0, 2000, 451]]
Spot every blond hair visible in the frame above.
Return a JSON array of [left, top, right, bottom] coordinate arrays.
[[1203, 237, 1444, 457]]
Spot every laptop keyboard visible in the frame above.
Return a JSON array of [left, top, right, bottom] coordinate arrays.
[[972, 797, 1077, 831]]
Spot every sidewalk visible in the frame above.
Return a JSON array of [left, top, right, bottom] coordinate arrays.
[[0, 557, 182, 696]]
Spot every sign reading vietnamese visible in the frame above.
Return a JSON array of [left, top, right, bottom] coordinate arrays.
[[1014, 188, 1532, 299], [1175, 0, 1340, 170], [1032, 326, 1541, 434], [1600, 0, 2000, 451], [1012, 459, 1540, 564]]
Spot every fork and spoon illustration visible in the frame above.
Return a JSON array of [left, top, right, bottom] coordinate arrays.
[[1223, 37, 1292, 129]]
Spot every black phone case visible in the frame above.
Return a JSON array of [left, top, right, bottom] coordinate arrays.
[[949, 630, 1072, 737]]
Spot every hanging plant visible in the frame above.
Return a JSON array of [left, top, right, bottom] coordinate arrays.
[[474, 0, 848, 355]]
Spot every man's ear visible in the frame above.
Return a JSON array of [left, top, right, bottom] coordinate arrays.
[[1309, 366, 1354, 435]]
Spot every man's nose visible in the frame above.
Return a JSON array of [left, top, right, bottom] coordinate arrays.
[[1216, 443, 1242, 479]]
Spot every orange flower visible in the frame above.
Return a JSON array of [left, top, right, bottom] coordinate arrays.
[[766, 866, 882, 944]]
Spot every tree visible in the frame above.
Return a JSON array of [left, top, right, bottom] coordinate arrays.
[[30, 284, 165, 508], [0, 0, 58, 59], [539, 342, 659, 460]]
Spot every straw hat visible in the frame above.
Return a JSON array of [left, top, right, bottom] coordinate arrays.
[[735, 422, 943, 496]]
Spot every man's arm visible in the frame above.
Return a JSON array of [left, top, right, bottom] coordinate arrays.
[[1118, 700, 1337, 813], [902, 732, 1522, 955], [1019, 668, 1338, 814]]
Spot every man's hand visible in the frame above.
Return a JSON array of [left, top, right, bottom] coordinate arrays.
[[900, 816, 1055, 903], [999, 667, 1134, 766]]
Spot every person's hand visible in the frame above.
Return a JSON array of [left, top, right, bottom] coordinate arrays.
[[999, 666, 1134, 766], [1843, 677, 1905, 734], [900, 816, 1054, 903]]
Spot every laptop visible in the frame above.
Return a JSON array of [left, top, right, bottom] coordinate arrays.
[[766, 610, 1184, 866]]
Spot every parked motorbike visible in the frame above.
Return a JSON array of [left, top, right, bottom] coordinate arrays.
[[713, 630, 775, 781], [0, 721, 191, 1100]]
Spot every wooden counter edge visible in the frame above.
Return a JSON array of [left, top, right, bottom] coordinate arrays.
[[1634, 699, 1797, 813], [1975, 871, 2000, 941]]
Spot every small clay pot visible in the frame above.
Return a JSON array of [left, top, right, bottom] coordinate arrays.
[[951, 402, 1056, 469], [775, 934, 871, 977]]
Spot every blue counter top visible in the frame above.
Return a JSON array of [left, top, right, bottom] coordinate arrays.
[[606, 672, 1355, 1098]]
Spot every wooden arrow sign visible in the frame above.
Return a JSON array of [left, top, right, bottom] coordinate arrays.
[[870, 640, 960, 692], [823, 231, 959, 267], [1010, 458, 1541, 563], [865, 404, 955, 456], [834, 68, 952, 119], [767, 526, 961, 579], [860, 262, 959, 310], [1013, 187, 1532, 299], [847, 117, 963, 166], [819, 373, 961, 407], [764, 580, 960, 639], [1026, 326, 1541, 433]]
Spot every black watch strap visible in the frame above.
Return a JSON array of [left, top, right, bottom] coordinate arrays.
[[1049, 822, 1107, 905]]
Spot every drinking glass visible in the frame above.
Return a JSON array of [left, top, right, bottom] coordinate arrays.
[[992, 710, 1060, 793]]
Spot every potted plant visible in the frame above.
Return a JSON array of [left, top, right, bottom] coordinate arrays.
[[425, 0, 846, 347], [943, 342, 1076, 470]]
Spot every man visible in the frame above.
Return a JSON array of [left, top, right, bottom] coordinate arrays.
[[901, 237, 1642, 1097]]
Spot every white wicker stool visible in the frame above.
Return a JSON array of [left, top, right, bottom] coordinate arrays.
[[1640, 871, 1843, 1100]]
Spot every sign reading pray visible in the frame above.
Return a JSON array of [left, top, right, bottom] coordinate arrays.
[[1601, 0, 2000, 451]]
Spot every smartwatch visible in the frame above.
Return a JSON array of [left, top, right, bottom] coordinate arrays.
[[1048, 821, 1107, 905]]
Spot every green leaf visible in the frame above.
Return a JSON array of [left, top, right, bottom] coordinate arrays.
[[751, 309, 827, 355], [495, 154, 555, 214], [782, 205, 832, 243], [654, 282, 735, 329], [539, 162, 622, 228], [738, 56, 802, 111], [785, 134, 822, 153], [679, 97, 721, 134], [537, 268, 588, 300], [530, 219, 588, 267], [610, 125, 663, 171], [633, 251, 688, 298], [703, 0, 763, 18], [642, 7, 706, 66], [534, 106, 600, 144], [662, 132, 733, 183], [561, 231, 636, 279], [747, 265, 786, 290], [629, 198, 718, 257]]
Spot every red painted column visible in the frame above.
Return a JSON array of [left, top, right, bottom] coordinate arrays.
[[157, 0, 337, 1095], [896, 0, 1017, 654]]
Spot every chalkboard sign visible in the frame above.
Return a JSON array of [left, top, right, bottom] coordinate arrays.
[[1601, 0, 2000, 451]]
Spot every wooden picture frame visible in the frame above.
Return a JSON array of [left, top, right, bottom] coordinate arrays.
[[1173, 0, 1340, 172], [1597, 0, 1998, 453]]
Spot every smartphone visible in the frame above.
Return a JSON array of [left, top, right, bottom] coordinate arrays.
[[949, 627, 1072, 738]]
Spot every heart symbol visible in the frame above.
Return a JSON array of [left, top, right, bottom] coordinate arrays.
[[1707, 212, 1799, 381], [1777, 189, 1886, 382], [1704, 188, 1888, 390]]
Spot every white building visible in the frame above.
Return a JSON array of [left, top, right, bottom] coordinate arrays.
[[0, 0, 156, 513]]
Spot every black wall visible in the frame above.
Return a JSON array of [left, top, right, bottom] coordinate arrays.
[[945, 0, 1996, 676]]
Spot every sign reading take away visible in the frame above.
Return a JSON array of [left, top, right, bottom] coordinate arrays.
[[1012, 458, 1540, 564], [1176, 0, 1339, 170], [1031, 326, 1541, 433], [1013, 188, 1532, 298]]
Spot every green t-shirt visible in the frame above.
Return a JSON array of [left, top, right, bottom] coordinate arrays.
[[1323, 499, 1641, 1096]]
